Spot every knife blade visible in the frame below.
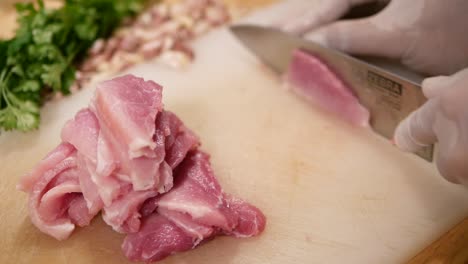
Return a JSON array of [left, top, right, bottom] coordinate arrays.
[[230, 24, 434, 162]]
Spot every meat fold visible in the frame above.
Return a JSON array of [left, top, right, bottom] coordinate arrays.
[[91, 75, 165, 191], [123, 150, 266, 262], [61, 109, 109, 211], [101, 110, 199, 234], [122, 214, 194, 262], [17, 143, 98, 240], [285, 49, 370, 126]]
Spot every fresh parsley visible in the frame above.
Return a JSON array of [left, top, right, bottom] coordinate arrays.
[[0, 0, 145, 132]]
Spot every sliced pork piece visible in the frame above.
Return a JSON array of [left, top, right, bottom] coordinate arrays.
[[91, 75, 165, 191], [75, 155, 104, 215], [155, 111, 200, 169], [18, 143, 98, 240], [18, 142, 76, 193], [160, 151, 266, 238], [286, 49, 370, 126], [122, 214, 194, 263], [102, 110, 199, 233], [92, 75, 163, 158], [19, 74, 266, 262], [223, 195, 266, 238], [61, 109, 99, 163], [123, 150, 266, 262], [157, 151, 238, 233], [61, 109, 116, 208], [102, 186, 158, 233]]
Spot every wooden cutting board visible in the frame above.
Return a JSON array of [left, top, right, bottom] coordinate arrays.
[[1, 2, 468, 263]]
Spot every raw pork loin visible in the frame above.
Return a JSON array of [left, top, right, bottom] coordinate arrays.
[[18, 74, 266, 262], [124, 151, 265, 262], [285, 49, 370, 126]]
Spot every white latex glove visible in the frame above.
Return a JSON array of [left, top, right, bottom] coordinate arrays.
[[278, 0, 468, 76], [394, 68, 468, 186]]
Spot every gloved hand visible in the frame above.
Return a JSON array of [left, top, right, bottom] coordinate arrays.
[[394, 68, 468, 186], [277, 0, 468, 76]]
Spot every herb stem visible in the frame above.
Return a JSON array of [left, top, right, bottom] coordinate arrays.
[[2, 69, 14, 107]]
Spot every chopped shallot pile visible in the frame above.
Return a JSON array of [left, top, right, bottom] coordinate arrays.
[[74, 0, 230, 91], [18, 75, 266, 262]]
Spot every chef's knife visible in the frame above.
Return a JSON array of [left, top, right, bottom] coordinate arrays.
[[230, 25, 434, 162]]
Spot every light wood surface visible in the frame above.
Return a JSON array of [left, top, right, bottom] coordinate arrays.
[[1, 1, 468, 263]]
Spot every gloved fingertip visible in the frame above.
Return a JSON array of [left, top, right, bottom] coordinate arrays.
[[422, 76, 451, 98], [394, 118, 424, 153], [304, 19, 387, 55], [304, 31, 329, 47], [279, 21, 293, 31], [282, 17, 320, 35]]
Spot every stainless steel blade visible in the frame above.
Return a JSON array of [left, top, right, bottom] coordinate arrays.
[[230, 24, 434, 161]]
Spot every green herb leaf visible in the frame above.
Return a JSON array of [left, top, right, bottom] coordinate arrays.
[[75, 23, 98, 41], [16, 110, 40, 131], [11, 65, 24, 77], [14, 80, 41, 92], [0, 0, 147, 132], [0, 107, 19, 131], [25, 63, 44, 79], [0, 93, 40, 132], [41, 63, 65, 92]]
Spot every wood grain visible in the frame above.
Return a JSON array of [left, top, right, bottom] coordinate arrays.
[[408, 219, 468, 264], [0, 0, 467, 263]]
